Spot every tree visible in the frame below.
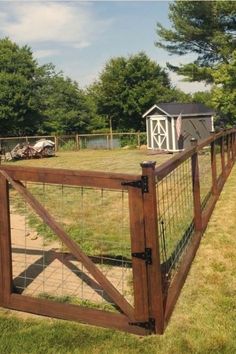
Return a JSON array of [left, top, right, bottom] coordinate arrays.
[[84, 85, 107, 132], [0, 38, 44, 136], [0, 38, 94, 136], [211, 50, 236, 125], [192, 91, 213, 107], [90, 52, 186, 131], [156, 1, 236, 68], [155, 1, 236, 123], [40, 74, 92, 134]]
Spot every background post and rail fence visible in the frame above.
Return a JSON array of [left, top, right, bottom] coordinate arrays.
[[0, 132, 147, 153], [0, 128, 235, 335]]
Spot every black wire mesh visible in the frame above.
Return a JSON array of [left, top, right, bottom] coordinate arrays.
[[224, 135, 229, 167], [156, 158, 194, 281], [198, 145, 212, 210], [215, 138, 222, 179], [229, 134, 233, 162], [9, 182, 133, 312], [57, 136, 77, 151]]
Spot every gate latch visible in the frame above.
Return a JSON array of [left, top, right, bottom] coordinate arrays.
[[132, 248, 152, 265]]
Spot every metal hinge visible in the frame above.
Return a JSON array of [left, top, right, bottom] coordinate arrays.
[[121, 175, 148, 193], [129, 318, 155, 331], [132, 248, 152, 265]]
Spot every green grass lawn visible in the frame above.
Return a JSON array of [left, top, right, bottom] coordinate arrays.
[[0, 162, 235, 353], [4, 149, 170, 174]]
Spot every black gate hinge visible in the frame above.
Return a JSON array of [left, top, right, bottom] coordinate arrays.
[[121, 175, 148, 193], [129, 318, 155, 331], [132, 248, 152, 265]]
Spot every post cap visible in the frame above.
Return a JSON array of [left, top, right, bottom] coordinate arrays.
[[140, 161, 156, 168]]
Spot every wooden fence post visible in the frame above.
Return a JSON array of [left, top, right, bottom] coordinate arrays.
[[128, 187, 149, 322], [210, 132, 217, 196], [190, 138, 202, 232], [137, 132, 141, 149], [75, 134, 80, 150], [141, 161, 164, 334], [54, 136, 58, 152], [0, 174, 13, 306]]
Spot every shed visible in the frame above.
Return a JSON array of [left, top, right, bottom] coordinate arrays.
[[143, 103, 215, 152]]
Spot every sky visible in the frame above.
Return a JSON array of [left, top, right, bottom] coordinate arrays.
[[0, 0, 210, 93]]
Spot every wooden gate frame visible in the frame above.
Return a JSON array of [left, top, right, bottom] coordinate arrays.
[[0, 166, 165, 335], [0, 128, 235, 335]]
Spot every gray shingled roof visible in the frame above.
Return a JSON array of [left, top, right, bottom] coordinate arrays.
[[157, 102, 214, 116]]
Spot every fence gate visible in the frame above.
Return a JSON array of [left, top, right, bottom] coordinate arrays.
[[0, 165, 164, 335]]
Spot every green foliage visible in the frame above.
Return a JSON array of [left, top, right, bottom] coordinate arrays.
[[0, 38, 43, 136], [156, 1, 236, 124], [0, 38, 94, 137], [41, 74, 92, 134], [119, 134, 147, 148], [85, 86, 107, 131], [192, 91, 213, 107], [120, 134, 138, 148], [58, 139, 77, 151], [156, 1, 236, 66], [89, 52, 187, 132], [211, 50, 236, 124]]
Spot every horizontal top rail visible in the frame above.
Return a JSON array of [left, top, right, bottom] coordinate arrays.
[[0, 132, 146, 140], [0, 165, 141, 190], [76, 132, 146, 137], [0, 135, 54, 141]]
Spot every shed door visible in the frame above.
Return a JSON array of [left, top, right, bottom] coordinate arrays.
[[151, 117, 168, 150]]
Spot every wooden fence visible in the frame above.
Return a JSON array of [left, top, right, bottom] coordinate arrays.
[[0, 132, 146, 153], [0, 128, 235, 335]]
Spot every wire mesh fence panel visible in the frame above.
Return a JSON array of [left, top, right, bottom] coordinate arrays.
[[57, 136, 77, 151], [9, 182, 133, 312], [198, 145, 212, 209], [229, 134, 233, 162], [156, 158, 194, 282], [215, 138, 222, 179], [0, 136, 54, 153], [79, 135, 111, 149], [226, 134, 233, 166], [224, 135, 228, 167], [115, 133, 147, 149], [0, 137, 28, 153], [78, 133, 145, 150]]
